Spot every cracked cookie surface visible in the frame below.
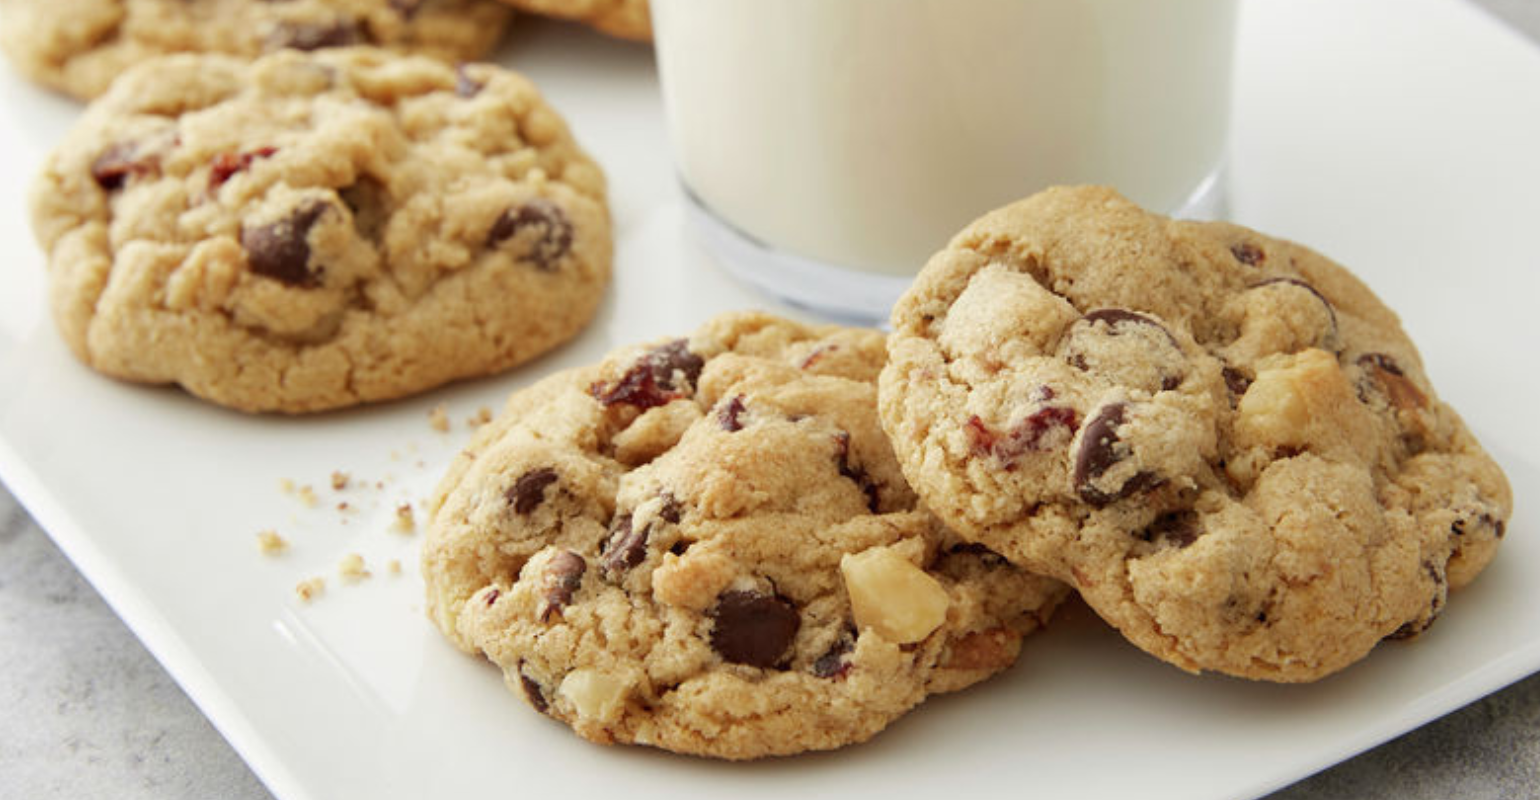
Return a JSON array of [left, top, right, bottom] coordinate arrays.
[[423, 312, 1066, 758], [30, 48, 609, 413], [0, 0, 513, 100], [496, 0, 651, 41], [879, 186, 1510, 682]]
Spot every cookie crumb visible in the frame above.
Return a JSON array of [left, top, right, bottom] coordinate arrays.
[[256, 530, 288, 555], [468, 406, 493, 428], [338, 553, 371, 582], [392, 502, 416, 534], [296, 485, 318, 508], [387, 559, 403, 576], [337, 501, 350, 512], [278, 477, 295, 494], [295, 577, 325, 602], [428, 404, 450, 433], [330, 471, 350, 491]]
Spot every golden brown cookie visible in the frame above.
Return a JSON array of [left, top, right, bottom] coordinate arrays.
[[497, 0, 651, 41], [880, 186, 1510, 682], [423, 312, 1067, 758], [0, 0, 512, 100], [30, 48, 609, 413]]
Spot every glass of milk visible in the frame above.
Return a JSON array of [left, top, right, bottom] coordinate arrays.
[[652, 0, 1238, 320]]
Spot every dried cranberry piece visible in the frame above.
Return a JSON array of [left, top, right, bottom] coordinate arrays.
[[506, 468, 559, 515], [488, 199, 574, 270], [708, 590, 800, 668], [812, 634, 855, 679], [717, 395, 746, 432], [589, 340, 704, 410], [538, 551, 587, 622], [240, 201, 330, 287], [208, 146, 277, 192], [966, 406, 1079, 467]]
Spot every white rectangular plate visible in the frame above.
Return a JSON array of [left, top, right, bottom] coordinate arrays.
[[2, 1, 1537, 799]]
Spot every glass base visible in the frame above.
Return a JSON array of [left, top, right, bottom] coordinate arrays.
[[684, 165, 1229, 323]]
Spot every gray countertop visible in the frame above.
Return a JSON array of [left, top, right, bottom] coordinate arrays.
[[3, 1, 1539, 797]]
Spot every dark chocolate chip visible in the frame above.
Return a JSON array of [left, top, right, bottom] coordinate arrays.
[[208, 146, 277, 192], [538, 550, 586, 622], [947, 542, 1009, 567], [1222, 366, 1252, 399], [1231, 242, 1265, 266], [707, 590, 800, 668], [487, 198, 574, 270], [1357, 352, 1428, 411], [1074, 402, 1158, 507], [454, 64, 484, 98], [241, 201, 330, 287], [812, 633, 855, 679], [1387, 561, 1447, 640], [1138, 510, 1202, 548], [599, 514, 648, 578], [832, 432, 881, 512], [506, 468, 559, 515], [91, 143, 155, 191], [589, 340, 705, 410], [518, 662, 549, 714], [658, 492, 683, 524], [1080, 309, 1180, 347], [717, 395, 746, 432], [270, 20, 364, 51]]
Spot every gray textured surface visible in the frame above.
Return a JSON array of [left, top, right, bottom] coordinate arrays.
[[2, 2, 1539, 799]]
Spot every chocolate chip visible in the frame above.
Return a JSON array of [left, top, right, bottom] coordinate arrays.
[[707, 590, 800, 668], [388, 0, 422, 17], [270, 20, 364, 51], [812, 633, 855, 679], [1231, 242, 1265, 266], [966, 406, 1079, 467], [1222, 366, 1252, 399], [947, 542, 1009, 567], [717, 395, 747, 432], [91, 143, 155, 191], [1074, 402, 1159, 507], [1250, 277, 1339, 344], [599, 514, 648, 578], [1356, 353, 1428, 411], [1064, 309, 1185, 392], [1138, 510, 1202, 548], [487, 199, 574, 270], [538, 550, 586, 622], [506, 468, 559, 515], [589, 340, 705, 410], [1387, 561, 1447, 640], [454, 64, 484, 98], [518, 662, 549, 714], [208, 146, 277, 192], [658, 492, 683, 524], [241, 201, 330, 287], [833, 432, 881, 512]]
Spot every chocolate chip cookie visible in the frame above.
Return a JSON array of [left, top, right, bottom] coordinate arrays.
[[423, 312, 1067, 758], [496, 0, 651, 41], [30, 48, 609, 413], [0, 0, 512, 100], [880, 186, 1510, 682]]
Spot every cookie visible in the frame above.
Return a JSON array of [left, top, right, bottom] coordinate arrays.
[[29, 48, 610, 414], [423, 312, 1067, 758], [879, 186, 1511, 683], [0, 0, 513, 100], [498, 0, 651, 41]]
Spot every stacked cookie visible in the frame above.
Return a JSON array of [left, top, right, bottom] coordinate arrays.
[[422, 187, 1509, 758]]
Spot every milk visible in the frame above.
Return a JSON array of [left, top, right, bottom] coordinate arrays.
[[652, 0, 1237, 298]]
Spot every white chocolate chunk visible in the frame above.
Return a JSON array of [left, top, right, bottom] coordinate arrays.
[[840, 546, 950, 644]]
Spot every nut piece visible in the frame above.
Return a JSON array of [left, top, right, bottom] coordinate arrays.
[[558, 669, 629, 724], [840, 546, 950, 644]]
